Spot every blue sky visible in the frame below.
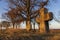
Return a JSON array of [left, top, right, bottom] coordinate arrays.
[[0, 0, 60, 29], [0, 0, 8, 19]]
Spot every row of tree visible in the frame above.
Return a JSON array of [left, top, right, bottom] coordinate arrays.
[[1, 0, 53, 32], [2, 0, 42, 30], [0, 21, 10, 31]]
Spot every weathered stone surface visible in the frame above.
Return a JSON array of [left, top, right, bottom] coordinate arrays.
[[36, 8, 53, 33]]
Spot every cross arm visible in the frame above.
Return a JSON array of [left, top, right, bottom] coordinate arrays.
[[44, 12, 53, 21]]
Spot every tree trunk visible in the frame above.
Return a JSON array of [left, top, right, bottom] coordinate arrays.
[[26, 0, 31, 31], [13, 23, 15, 29], [0, 25, 2, 32], [26, 21, 31, 31], [6, 27, 8, 30], [33, 23, 35, 31], [16, 24, 17, 29]]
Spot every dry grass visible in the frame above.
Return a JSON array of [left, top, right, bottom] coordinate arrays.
[[0, 29, 60, 40]]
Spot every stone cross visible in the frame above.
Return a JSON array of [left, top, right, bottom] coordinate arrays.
[[36, 7, 53, 33]]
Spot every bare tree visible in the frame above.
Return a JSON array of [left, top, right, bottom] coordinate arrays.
[[4, 0, 54, 32], [3, 8, 25, 29], [1, 21, 10, 29], [4, 0, 40, 30]]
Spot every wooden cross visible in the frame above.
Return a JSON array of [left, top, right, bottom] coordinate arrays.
[[36, 7, 53, 33]]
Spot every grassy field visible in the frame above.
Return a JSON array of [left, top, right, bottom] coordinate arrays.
[[0, 29, 60, 40]]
